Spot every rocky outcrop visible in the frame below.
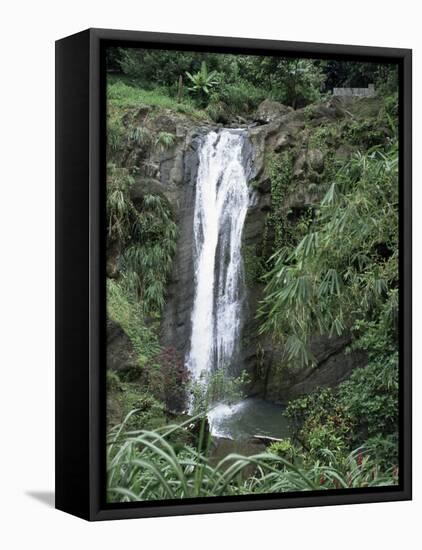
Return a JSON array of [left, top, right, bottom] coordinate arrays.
[[258, 336, 367, 403], [160, 130, 205, 356], [254, 99, 293, 123], [280, 347, 367, 401]]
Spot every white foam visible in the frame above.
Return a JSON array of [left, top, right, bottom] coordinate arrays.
[[207, 401, 246, 438]]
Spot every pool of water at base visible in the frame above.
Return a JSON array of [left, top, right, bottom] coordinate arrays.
[[207, 397, 290, 441]]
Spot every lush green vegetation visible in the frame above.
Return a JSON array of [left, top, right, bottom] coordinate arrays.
[[105, 47, 400, 501], [106, 86, 186, 421], [256, 93, 399, 483], [108, 79, 208, 119], [107, 411, 396, 502], [107, 47, 397, 114], [260, 136, 398, 366], [284, 358, 398, 472], [107, 166, 178, 313]]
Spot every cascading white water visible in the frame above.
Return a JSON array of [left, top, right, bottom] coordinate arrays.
[[183, 130, 289, 440], [186, 129, 249, 388]]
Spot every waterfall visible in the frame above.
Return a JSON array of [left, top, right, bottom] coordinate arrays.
[[186, 129, 250, 390]]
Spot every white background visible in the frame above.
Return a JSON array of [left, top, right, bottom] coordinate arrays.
[[0, 1, 419, 548]]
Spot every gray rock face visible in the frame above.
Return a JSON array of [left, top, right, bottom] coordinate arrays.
[[130, 176, 171, 202], [160, 131, 206, 357], [282, 348, 367, 401], [248, 111, 306, 181], [254, 99, 293, 123], [262, 336, 367, 403]]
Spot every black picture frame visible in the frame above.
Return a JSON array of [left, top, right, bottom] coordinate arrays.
[[55, 28, 412, 521]]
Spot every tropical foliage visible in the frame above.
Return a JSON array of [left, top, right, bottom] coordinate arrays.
[[260, 133, 398, 367], [106, 165, 178, 314], [185, 62, 219, 103], [105, 47, 400, 501], [108, 48, 397, 111], [107, 412, 397, 502]]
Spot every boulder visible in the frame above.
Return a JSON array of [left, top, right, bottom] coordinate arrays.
[[254, 99, 292, 123], [284, 348, 367, 400]]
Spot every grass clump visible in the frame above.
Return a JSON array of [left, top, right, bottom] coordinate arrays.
[[155, 131, 176, 151]]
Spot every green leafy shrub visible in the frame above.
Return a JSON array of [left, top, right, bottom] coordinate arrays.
[[342, 119, 387, 148], [217, 80, 266, 112], [285, 354, 398, 471], [115, 388, 166, 432], [106, 370, 121, 392], [285, 389, 354, 463], [107, 80, 208, 119], [307, 124, 339, 149], [112, 48, 222, 90], [251, 57, 323, 108], [205, 80, 266, 120], [268, 438, 296, 462], [364, 433, 399, 471], [264, 151, 294, 252], [314, 447, 398, 489], [205, 100, 229, 123], [243, 244, 266, 286], [339, 362, 398, 442], [185, 61, 219, 104], [106, 161, 178, 316]]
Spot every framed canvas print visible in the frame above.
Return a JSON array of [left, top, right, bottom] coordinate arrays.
[[55, 28, 412, 520]]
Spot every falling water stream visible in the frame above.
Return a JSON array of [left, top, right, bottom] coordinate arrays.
[[186, 128, 287, 441], [187, 129, 249, 383]]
